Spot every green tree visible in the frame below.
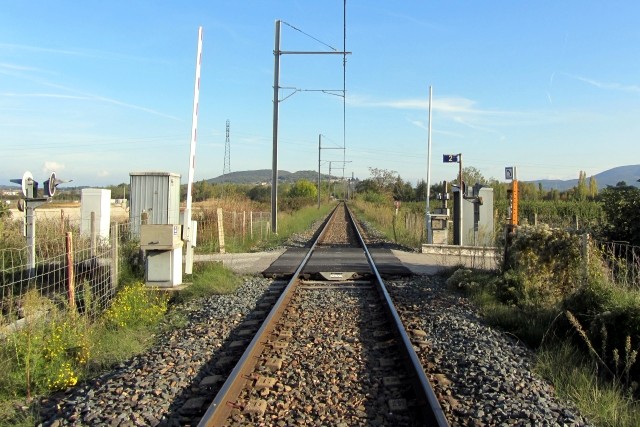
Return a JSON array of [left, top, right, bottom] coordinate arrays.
[[597, 181, 640, 245], [247, 185, 271, 203], [288, 179, 317, 199], [576, 170, 588, 201], [194, 180, 214, 201], [355, 179, 379, 194], [588, 175, 598, 199], [368, 167, 398, 192], [392, 177, 414, 201], [538, 182, 544, 200], [451, 166, 488, 190], [519, 182, 538, 200], [415, 179, 427, 201]]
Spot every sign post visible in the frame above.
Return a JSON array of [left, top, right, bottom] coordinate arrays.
[[444, 153, 463, 245], [505, 166, 518, 226]]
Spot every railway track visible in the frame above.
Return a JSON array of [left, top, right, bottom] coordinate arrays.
[[198, 203, 448, 426]]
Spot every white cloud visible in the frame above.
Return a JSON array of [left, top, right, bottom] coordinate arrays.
[[569, 74, 640, 94], [42, 161, 65, 175]]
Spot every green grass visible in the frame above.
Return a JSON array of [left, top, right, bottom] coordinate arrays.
[[87, 326, 157, 371], [535, 343, 640, 427], [254, 203, 336, 250], [470, 288, 559, 348], [175, 262, 243, 303], [350, 199, 424, 248], [196, 203, 335, 253]]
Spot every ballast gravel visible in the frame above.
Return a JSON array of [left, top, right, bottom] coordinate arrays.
[[38, 272, 592, 426]]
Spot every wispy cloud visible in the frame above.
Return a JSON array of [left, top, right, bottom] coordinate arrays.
[[2, 92, 183, 121], [0, 62, 42, 72], [0, 42, 168, 63], [569, 74, 640, 94], [348, 94, 565, 141], [348, 94, 512, 116]]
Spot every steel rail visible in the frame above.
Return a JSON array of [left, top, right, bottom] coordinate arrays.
[[197, 204, 340, 426], [344, 203, 450, 427]]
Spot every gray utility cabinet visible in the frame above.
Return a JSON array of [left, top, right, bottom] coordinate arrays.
[[140, 224, 183, 287], [129, 172, 181, 236], [453, 184, 494, 247]]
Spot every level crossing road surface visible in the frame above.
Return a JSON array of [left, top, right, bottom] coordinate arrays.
[[195, 249, 488, 276]]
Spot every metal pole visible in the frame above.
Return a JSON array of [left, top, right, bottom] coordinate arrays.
[[318, 134, 321, 209], [425, 86, 433, 244], [459, 153, 463, 246], [26, 204, 36, 277], [328, 162, 332, 203], [184, 26, 203, 274], [271, 20, 281, 234]]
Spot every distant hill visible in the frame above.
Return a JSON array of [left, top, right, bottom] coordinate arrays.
[[207, 169, 336, 185], [526, 165, 640, 191]]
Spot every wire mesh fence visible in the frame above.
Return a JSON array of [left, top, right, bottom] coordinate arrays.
[[593, 239, 640, 289], [0, 209, 271, 326], [193, 209, 271, 252], [1, 221, 121, 324]]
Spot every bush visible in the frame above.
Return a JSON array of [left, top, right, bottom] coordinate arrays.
[[247, 185, 271, 203], [287, 180, 317, 199], [279, 195, 316, 212], [500, 224, 583, 309], [360, 191, 391, 205]]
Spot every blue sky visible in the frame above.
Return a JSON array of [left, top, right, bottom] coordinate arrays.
[[1, 1, 639, 188]]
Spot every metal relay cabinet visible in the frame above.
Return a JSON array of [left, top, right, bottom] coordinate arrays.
[[140, 224, 183, 287], [129, 172, 181, 236]]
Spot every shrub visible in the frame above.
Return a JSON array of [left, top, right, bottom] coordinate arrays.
[[360, 191, 391, 205], [500, 224, 583, 309], [288, 179, 317, 199], [279, 196, 315, 212]]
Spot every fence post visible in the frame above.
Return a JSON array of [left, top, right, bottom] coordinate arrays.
[[582, 233, 589, 286], [217, 208, 226, 254], [110, 223, 118, 298], [242, 211, 246, 243], [65, 232, 76, 310], [250, 211, 254, 238], [90, 211, 97, 257]]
